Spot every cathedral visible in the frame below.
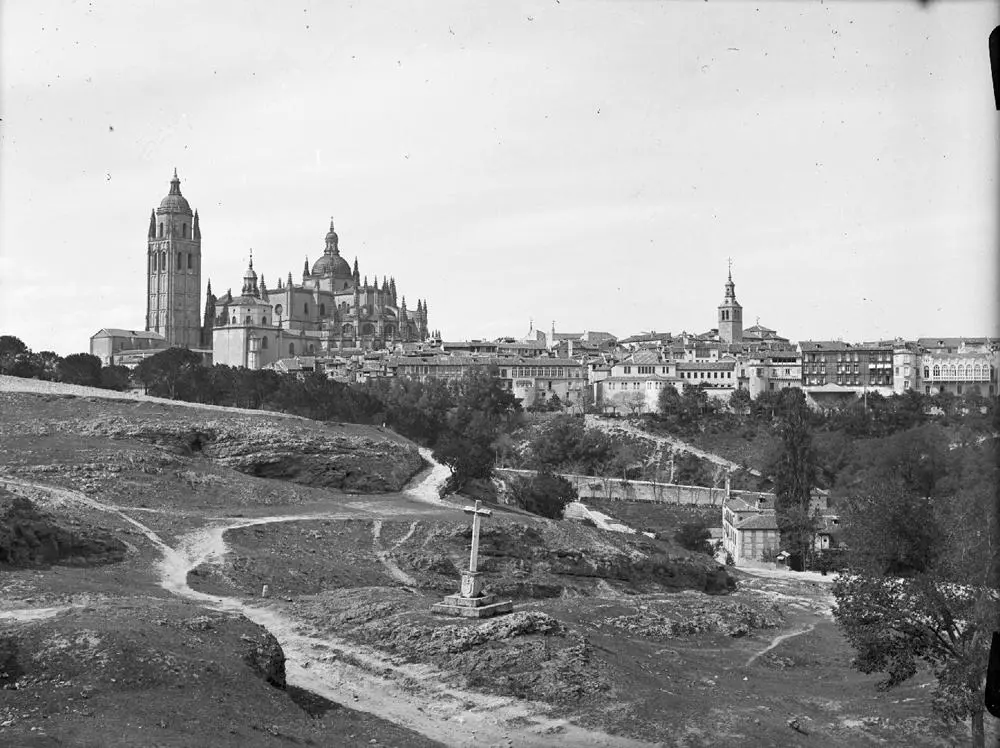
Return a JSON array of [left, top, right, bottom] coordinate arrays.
[[143, 172, 430, 369]]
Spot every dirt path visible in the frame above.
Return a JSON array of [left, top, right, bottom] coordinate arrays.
[[2, 463, 654, 747], [372, 519, 419, 588], [744, 622, 819, 667], [586, 415, 764, 478]]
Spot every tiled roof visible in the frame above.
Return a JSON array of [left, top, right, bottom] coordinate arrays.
[[92, 329, 166, 340], [737, 513, 780, 531]]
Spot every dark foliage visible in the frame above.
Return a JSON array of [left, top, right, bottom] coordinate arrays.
[[508, 470, 577, 519]]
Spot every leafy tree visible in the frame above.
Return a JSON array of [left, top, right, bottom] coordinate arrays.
[[0, 336, 28, 374], [729, 387, 751, 415], [433, 367, 519, 493], [833, 575, 995, 747], [32, 351, 63, 381], [57, 353, 102, 387], [508, 470, 577, 519], [675, 518, 713, 555], [135, 347, 203, 399], [769, 389, 819, 566], [657, 384, 682, 419], [99, 365, 132, 391]]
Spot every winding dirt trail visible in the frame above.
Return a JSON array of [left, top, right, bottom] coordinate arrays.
[[1, 460, 653, 748]]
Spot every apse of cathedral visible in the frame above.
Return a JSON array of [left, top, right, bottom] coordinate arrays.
[[204, 219, 430, 369]]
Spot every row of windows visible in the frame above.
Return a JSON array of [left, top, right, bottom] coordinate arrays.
[[925, 364, 990, 380], [680, 371, 732, 379], [150, 251, 195, 272]]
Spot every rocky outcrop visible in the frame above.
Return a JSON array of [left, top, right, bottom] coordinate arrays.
[[242, 628, 287, 689], [0, 490, 127, 568], [77, 416, 424, 493]]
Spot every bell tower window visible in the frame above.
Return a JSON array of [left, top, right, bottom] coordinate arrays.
[[158, 222, 164, 238], [182, 223, 188, 238]]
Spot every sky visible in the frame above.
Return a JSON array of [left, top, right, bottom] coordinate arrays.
[[1, 0, 997, 355]]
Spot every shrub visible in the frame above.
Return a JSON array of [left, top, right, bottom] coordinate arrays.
[[508, 470, 577, 520], [674, 519, 713, 555]]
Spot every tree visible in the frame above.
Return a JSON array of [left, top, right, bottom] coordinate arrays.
[[99, 365, 132, 391], [769, 389, 819, 567], [675, 518, 713, 555], [135, 347, 203, 399], [841, 477, 944, 577], [433, 367, 519, 493], [833, 575, 995, 746], [57, 353, 102, 387], [0, 336, 28, 374], [32, 351, 63, 381], [729, 387, 751, 416], [623, 389, 646, 416], [508, 470, 577, 519]]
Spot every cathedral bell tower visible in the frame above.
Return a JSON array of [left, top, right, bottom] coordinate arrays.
[[718, 263, 743, 344], [146, 169, 202, 348]]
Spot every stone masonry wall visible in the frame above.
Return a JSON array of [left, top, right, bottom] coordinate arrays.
[[497, 469, 774, 507]]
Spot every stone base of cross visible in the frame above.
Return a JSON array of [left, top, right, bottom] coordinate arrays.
[[431, 499, 513, 619]]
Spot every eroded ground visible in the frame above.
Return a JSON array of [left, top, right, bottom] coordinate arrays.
[[0, 382, 979, 747]]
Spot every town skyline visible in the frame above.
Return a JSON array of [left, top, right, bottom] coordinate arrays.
[[1, 1, 997, 356]]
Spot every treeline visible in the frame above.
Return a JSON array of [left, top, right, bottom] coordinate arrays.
[[0, 336, 132, 391], [657, 380, 994, 440]]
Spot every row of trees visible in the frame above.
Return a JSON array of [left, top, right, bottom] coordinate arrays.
[[0, 336, 131, 391]]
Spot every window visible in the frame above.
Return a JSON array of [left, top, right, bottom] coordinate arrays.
[[933, 365, 940, 378], [949, 365, 957, 377], [176, 252, 182, 270], [957, 365, 965, 379], [261, 336, 268, 349], [182, 223, 188, 238], [231, 315, 236, 324], [262, 318, 267, 326], [158, 222, 164, 238], [974, 364, 983, 379], [289, 343, 295, 355], [160, 251, 166, 271], [188, 254, 193, 269], [924, 367, 930, 379], [320, 304, 326, 316]]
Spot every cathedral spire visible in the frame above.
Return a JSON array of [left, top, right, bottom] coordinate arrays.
[[303, 256, 310, 278], [148, 210, 156, 239], [193, 210, 200, 240], [169, 168, 182, 195], [287, 271, 294, 288], [353, 257, 360, 284]]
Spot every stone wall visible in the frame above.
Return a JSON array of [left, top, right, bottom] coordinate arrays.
[[497, 469, 774, 507]]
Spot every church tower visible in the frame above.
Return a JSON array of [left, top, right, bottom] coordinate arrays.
[[717, 264, 743, 344], [146, 170, 202, 348]]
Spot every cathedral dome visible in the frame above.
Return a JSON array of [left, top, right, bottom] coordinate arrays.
[[158, 169, 192, 213], [311, 253, 352, 278]]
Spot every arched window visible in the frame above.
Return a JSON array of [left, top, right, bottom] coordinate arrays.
[[304, 303, 309, 315], [188, 254, 193, 269], [182, 223, 188, 238], [231, 315, 236, 324], [949, 365, 957, 377], [308, 344, 315, 354], [289, 343, 295, 356], [158, 222, 164, 238], [262, 317, 267, 326], [245, 316, 252, 325], [160, 251, 166, 272], [261, 336, 268, 349], [932, 365, 940, 378], [177, 252, 182, 270], [320, 303, 326, 316], [974, 364, 982, 379], [957, 365, 965, 379]]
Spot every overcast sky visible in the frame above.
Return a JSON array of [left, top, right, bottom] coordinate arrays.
[[1, 1, 996, 355]]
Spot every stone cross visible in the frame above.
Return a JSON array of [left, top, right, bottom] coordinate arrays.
[[462, 499, 492, 573]]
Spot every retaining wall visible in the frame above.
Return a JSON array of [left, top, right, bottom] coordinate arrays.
[[496, 468, 774, 507]]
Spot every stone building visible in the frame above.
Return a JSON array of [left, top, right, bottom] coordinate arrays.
[[717, 267, 743, 345], [207, 220, 431, 369], [145, 170, 203, 348]]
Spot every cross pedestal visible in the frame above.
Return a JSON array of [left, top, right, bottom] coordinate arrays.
[[432, 500, 513, 619]]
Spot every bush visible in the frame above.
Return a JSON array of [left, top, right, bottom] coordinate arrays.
[[508, 470, 577, 520], [674, 519, 713, 555]]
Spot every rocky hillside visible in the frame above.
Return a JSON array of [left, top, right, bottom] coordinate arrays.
[[0, 392, 424, 495], [0, 488, 127, 568]]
